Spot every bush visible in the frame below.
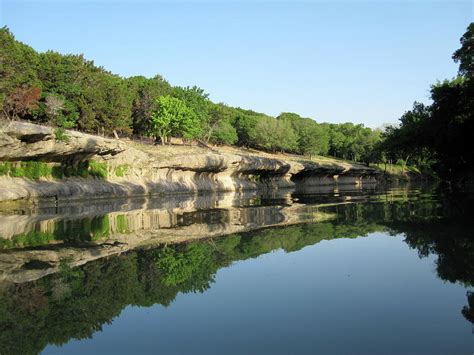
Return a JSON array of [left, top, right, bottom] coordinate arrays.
[[89, 160, 108, 179], [5, 161, 52, 179], [22, 161, 52, 179]]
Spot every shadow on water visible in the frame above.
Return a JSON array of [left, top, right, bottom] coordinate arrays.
[[0, 184, 473, 354]]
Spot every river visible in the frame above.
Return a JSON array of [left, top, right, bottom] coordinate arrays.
[[0, 184, 472, 354]]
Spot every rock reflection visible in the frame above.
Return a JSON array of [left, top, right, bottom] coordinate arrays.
[[0, 185, 472, 354]]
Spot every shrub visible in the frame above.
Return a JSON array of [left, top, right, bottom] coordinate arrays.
[[54, 127, 70, 142], [22, 161, 52, 179], [89, 160, 108, 179], [0, 160, 109, 180], [0, 162, 12, 176]]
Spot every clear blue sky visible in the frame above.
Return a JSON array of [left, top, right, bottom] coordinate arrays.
[[1, 1, 472, 127]]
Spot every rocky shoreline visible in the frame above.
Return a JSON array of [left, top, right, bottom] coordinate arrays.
[[0, 120, 379, 204]]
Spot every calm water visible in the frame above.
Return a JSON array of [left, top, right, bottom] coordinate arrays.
[[0, 185, 472, 354]]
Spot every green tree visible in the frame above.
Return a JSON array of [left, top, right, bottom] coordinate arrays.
[[148, 95, 199, 144], [278, 113, 330, 157], [249, 116, 298, 152], [173, 86, 209, 139], [127, 75, 172, 136], [211, 120, 238, 145]]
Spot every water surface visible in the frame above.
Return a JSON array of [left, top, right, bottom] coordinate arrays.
[[0, 185, 472, 354]]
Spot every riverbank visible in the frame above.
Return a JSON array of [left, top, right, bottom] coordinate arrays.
[[0, 120, 379, 204]]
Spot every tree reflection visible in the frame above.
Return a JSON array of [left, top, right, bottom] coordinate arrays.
[[0, 189, 473, 353]]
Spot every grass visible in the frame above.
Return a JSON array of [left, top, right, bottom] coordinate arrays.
[[0, 161, 53, 179], [54, 127, 70, 142], [115, 164, 129, 177], [89, 160, 108, 179], [0, 160, 108, 180], [371, 163, 421, 177]]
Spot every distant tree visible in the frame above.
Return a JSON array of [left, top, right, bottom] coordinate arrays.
[[277, 113, 330, 157], [250, 116, 298, 152], [127, 75, 172, 136], [234, 110, 260, 147], [203, 103, 233, 143], [148, 95, 199, 144], [211, 120, 238, 145]]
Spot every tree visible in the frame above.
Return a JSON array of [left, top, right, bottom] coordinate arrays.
[[381, 24, 474, 178], [249, 116, 298, 152], [211, 120, 238, 145], [234, 110, 260, 147], [148, 95, 199, 144], [127, 75, 172, 136], [452, 23, 474, 77], [278, 114, 330, 157], [0, 27, 40, 116], [3, 86, 41, 120], [204, 103, 233, 143], [173, 86, 209, 139]]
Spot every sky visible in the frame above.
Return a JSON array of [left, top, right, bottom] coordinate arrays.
[[1, 1, 472, 128]]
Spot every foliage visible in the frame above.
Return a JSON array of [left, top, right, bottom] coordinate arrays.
[[54, 127, 70, 142], [205, 103, 233, 143], [127, 75, 172, 136], [211, 120, 238, 145], [0, 27, 387, 161], [278, 113, 330, 156], [88, 160, 108, 179], [172, 85, 210, 138], [116, 215, 130, 233], [452, 23, 474, 77], [114, 164, 129, 177], [154, 243, 215, 290], [380, 23, 474, 179], [0, 161, 52, 179], [148, 95, 200, 143], [249, 116, 298, 152], [0, 162, 11, 175], [3, 86, 41, 120], [0, 160, 111, 180], [0, 230, 55, 249]]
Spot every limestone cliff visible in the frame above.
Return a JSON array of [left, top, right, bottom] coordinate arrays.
[[0, 120, 379, 203]]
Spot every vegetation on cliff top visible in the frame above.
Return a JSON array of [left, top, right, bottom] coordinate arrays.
[[0, 26, 380, 164], [0, 24, 472, 179]]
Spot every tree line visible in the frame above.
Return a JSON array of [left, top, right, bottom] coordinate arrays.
[[378, 23, 473, 179], [0, 26, 380, 162], [2, 23, 472, 178]]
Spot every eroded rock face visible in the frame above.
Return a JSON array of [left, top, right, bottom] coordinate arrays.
[[0, 120, 380, 203], [0, 120, 128, 161]]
